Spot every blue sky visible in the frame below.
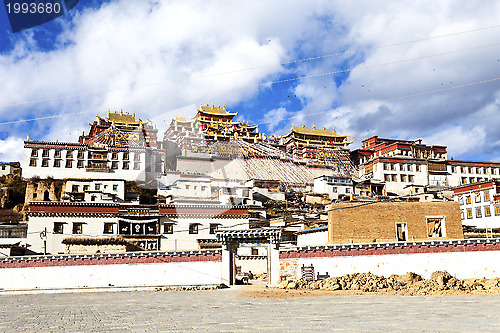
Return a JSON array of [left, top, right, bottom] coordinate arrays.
[[1, 0, 500, 164]]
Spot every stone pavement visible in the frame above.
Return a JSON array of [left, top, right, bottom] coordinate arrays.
[[0, 286, 500, 332]]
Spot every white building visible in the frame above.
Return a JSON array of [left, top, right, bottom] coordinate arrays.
[[453, 180, 500, 230], [63, 179, 127, 203], [26, 202, 249, 254], [313, 175, 353, 200], [23, 111, 164, 182], [296, 226, 328, 247]]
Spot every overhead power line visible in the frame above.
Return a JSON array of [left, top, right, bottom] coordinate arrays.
[[0, 42, 498, 127], [0, 24, 499, 110], [257, 77, 500, 126]]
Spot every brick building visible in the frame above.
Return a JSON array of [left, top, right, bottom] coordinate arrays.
[[328, 201, 463, 244]]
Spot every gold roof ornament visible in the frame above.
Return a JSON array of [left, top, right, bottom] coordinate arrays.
[[313, 123, 316, 130]]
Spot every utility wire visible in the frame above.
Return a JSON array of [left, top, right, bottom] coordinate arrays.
[[257, 76, 500, 126], [0, 24, 499, 110], [1, 42, 499, 127]]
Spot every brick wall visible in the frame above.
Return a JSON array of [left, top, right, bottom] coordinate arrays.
[[328, 201, 463, 244]]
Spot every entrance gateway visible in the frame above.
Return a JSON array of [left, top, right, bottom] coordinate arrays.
[[216, 229, 282, 287]]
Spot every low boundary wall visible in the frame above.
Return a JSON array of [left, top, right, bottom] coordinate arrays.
[[280, 238, 500, 280], [0, 250, 222, 291]]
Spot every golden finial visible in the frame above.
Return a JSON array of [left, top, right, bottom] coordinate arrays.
[[27, 134, 30, 140], [313, 123, 316, 129], [302, 124, 305, 128], [212, 102, 215, 108], [332, 125, 336, 132], [292, 123, 295, 128], [120, 109, 123, 115]]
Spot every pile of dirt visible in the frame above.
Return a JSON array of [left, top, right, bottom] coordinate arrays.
[[279, 271, 500, 296]]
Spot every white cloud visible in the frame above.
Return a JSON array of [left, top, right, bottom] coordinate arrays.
[[0, 137, 24, 165], [1, 0, 500, 162]]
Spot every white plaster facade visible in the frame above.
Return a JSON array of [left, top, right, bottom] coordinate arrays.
[[63, 179, 126, 202], [296, 227, 329, 247], [23, 142, 163, 182], [313, 175, 353, 200], [453, 180, 500, 229]]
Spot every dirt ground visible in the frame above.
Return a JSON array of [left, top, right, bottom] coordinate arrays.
[[238, 281, 500, 299]]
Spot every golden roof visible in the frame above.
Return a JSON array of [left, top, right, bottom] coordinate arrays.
[[198, 103, 237, 116], [107, 110, 139, 125], [290, 123, 347, 138]]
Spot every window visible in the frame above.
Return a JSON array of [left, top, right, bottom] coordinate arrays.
[[113, 184, 118, 191], [485, 206, 492, 217], [42, 149, 49, 157], [77, 151, 84, 159], [91, 196, 96, 202], [164, 224, 173, 234], [461, 210, 465, 220], [123, 152, 129, 160], [210, 223, 219, 234], [103, 223, 114, 234], [133, 162, 140, 170], [66, 150, 73, 158], [400, 174, 407, 182], [31, 149, 38, 157], [459, 196, 464, 205], [72, 223, 83, 234], [112, 152, 118, 160], [383, 163, 388, 170], [415, 165, 420, 172], [71, 185, 79, 192], [53, 223, 64, 234], [95, 184, 101, 190], [53, 159, 61, 167], [41, 159, 49, 167], [496, 206, 500, 216], [331, 187, 337, 193], [391, 175, 397, 182], [395, 223, 408, 241], [467, 209, 473, 219], [390, 164, 395, 171], [134, 153, 140, 161], [466, 195, 471, 204], [452, 166, 457, 173], [409, 175, 414, 183], [384, 174, 390, 182], [461, 177, 467, 184], [83, 185, 89, 191], [427, 218, 444, 237], [111, 161, 118, 169], [201, 186, 207, 191], [65, 160, 72, 168], [29, 159, 37, 167], [77, 160, 84, 168], [189, 223, 198, 234], [469, 167, 474, 174], [475, 193, 481, 203], [345, 187, 350, 194], [251, 248, 259, 256], [186, 185, 190, 190], [476, 207, 482, 218], [123, 162, 129, 170], [54, 150, 61, 158], [485, 192, 490, 202]]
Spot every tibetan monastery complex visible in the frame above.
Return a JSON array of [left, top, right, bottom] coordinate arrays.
[[23, 102, 500, 194]]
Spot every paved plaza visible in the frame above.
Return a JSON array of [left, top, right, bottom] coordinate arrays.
[[0, 286, 499, 332]]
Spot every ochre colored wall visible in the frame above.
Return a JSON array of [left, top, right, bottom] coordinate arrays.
[[328, 201, 463, 244]]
